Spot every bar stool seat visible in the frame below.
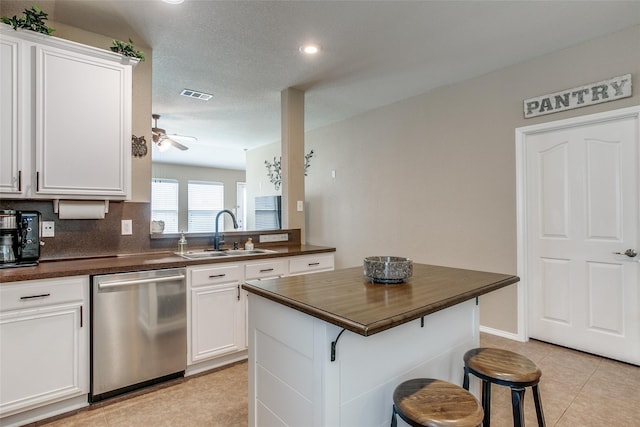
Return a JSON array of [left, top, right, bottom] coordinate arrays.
[[391, 378, 484, 427], [463, 348, 545, 427]]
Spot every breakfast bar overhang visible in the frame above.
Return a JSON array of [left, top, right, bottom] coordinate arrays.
[[242, 263, 519, 427]]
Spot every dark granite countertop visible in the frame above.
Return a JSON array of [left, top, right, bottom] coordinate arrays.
[[243, 263, 519, 336], [0, 245, 335, 283]]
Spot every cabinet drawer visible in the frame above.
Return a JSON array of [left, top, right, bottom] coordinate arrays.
[[190, 264, 241, 287], [0, 276, 88, 312], [289, 254, 335, 275], [245, 260, 287, 280]]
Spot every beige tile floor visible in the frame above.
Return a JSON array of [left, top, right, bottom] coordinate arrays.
[[479, 333, 640, 427], [36, 333, 639, 426]]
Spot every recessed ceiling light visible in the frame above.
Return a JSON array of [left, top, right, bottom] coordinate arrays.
[[162, 0, 184, 4], [299, 44, 321, 55]]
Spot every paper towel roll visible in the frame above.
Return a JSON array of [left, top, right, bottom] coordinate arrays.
[[57, 200, 108, 219]]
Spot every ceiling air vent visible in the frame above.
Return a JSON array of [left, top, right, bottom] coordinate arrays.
[[180, 88, 213, 101]]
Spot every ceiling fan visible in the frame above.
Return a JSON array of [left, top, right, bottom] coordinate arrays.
[[151, 114, 197, 151]]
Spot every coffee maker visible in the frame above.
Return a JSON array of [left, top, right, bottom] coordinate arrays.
[[0, 210, 41, 268]]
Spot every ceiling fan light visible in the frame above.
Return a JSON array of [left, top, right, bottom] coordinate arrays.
[[157, 139, 171, 152]]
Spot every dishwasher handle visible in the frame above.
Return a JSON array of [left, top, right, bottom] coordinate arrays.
[[98, 274, 186, 289]]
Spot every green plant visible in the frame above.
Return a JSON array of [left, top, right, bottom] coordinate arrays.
[[1, 4, 54, 35], [110, 38, 145, 61]]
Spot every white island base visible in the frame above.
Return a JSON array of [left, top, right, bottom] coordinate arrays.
[[247, 294, 480, 427]]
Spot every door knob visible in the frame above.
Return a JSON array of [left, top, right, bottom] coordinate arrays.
[[614, 249, 638, 258]]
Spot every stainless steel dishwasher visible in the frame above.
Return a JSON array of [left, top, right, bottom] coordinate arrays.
[[90, 268, 186, 402]]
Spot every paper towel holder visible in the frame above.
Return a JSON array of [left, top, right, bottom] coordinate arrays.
[[52, 200, 110, 218]]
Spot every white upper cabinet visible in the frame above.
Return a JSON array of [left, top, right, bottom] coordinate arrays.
[[0, 27, 134, 200], [0, 33, 23, 195]]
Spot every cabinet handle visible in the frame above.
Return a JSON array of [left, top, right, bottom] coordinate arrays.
[[18, 170, 22, 192], [36, 171, 40, 192], [20, 293, 51, 300], [80, 305, 83, 328], [259, 268, 274, 273], [308, 262, 320, 266], [209, 274, 226, 279], [237, 285, 240, 301]]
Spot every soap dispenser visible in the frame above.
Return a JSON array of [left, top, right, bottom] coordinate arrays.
[[244, 237, 254, 251], [177, 232, 188, 254]]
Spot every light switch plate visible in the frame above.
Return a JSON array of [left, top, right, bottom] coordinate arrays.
[[297, 200, 304, 212], [121, 219, 133, 235]]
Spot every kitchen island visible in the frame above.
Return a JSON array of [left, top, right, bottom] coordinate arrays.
[[242, 263, 519, 427]]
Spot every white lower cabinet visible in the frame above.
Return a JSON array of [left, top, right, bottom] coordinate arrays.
[[245, 259, 287, 281], [185, 253, 334, 376], [289, 253, 335, 275], [0, 276, 89, 427], [187, 264, 246, 375]]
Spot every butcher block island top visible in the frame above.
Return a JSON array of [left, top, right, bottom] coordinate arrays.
[[242, 263, 519, 336]]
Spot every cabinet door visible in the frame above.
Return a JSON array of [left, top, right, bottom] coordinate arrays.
[[0, 303, 86, 416], [0, 34, 23, 195], [34, 44, 131, 198], [190, 282, 244, 364]]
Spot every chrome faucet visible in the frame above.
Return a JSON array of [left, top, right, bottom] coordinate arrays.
[[213, 209, 238, 250]]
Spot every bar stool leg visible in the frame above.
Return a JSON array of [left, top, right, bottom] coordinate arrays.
[[532, 385, 546, 427], [391, 404, 397, 427], [481, 380, 491, 427], [463, 367, 470, 390], [510, 387, 525, 427]]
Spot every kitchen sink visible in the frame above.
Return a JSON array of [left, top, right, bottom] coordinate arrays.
[[224, 249, 278, 256], [177, 251, 229, 260], [177, 248, 278, 260]]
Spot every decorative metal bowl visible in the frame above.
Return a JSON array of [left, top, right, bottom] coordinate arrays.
[[363, 256, 413, 284]]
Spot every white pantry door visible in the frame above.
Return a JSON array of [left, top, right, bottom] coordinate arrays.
[[522, 107, 639, 365]]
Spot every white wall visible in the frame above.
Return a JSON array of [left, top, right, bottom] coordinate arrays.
[[152, 163, 245, 232], [246, 25, 640, 334]]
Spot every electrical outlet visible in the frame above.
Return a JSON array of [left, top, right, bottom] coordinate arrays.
[[259, 233, 289, 243], [121, 219, 133, 235], [42, 221, 55, 237]]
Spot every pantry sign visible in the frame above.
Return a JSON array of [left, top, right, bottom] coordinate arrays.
[[524, 74, 631, 118]]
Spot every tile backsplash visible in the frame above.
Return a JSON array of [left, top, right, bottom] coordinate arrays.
[[0, 200, 152, 260], [0, 200, 301, 261]]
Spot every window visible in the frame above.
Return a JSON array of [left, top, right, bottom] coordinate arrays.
[[151, 179, 179, 233], [188, 181, 224, 232]]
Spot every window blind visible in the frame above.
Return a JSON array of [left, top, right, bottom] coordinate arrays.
[[188, 181, 224, 232], [151, 179, 179, 233]]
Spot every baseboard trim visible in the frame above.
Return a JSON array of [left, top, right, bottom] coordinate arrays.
[[479, 325, 524, 342]]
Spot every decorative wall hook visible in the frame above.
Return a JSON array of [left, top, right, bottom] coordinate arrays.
[[265, 150, 314, 190], [131, 135, 148, 158]]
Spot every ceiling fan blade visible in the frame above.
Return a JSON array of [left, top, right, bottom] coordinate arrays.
[[166, 137, 189, 151], [167, 133, 198, 142], [151, 114, 193, 151]]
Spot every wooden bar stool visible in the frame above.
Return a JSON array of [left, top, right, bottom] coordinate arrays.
[[462, 348, 545, 427], [391, 378, 484, 427]]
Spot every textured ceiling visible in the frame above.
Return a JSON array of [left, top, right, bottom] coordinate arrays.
[[3, 1, 639, 170]]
